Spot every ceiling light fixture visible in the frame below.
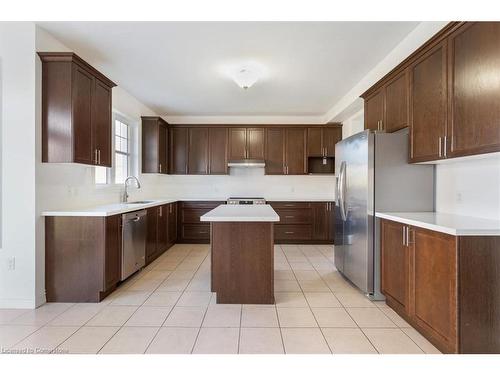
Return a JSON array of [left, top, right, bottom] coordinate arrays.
[[232, 68, 259, 90]]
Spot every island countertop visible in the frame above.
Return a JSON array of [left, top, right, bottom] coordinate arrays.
[[201, 204, 280, 222]]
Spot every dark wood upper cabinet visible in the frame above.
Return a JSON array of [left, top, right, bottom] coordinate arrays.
[[412, 227, 458, 353], [381, 219, 409, 312], [170, 127, 188, 174], [307, 126, 342, 157], [447, 22, 500, 158], [39, 52, 116, 167], [409, 41, 448, 163], [228, 127, 264, 160], [265, 128, 285, 175], [208, 127, 228, 174], [364, 89, 385, 131], [285, 128, 307, 175], [228, 128, 247, 160], [247, 128, 265, 159], [385, 71, 409, 133], [188, 128, 209, 174], [307, 128, 323, 157], [362, 22, 500, 163], [323, 126, 342, 157], [141, 116, 168, 174]]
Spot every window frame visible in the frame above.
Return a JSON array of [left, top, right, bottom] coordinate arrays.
[[95, 113, 137, 186]]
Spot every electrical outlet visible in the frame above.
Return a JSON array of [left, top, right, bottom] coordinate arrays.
[[456, 192, 463, 203], [7, 257, 15, 271]]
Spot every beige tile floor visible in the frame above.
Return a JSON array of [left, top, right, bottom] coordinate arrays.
[[0, 243, 441, 354]]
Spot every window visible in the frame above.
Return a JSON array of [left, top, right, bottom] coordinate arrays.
[[114, 119, 130, 184], [95, 115, 135, 184]]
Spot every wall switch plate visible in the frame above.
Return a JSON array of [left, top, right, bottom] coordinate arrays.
[[7, 257, 15, 270]]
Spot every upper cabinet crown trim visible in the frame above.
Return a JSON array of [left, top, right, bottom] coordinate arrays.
[[37, 52, 117, 88]]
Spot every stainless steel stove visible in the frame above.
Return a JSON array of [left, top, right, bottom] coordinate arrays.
[[226, 197, 266, 205]]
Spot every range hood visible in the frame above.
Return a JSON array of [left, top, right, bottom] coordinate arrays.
[[227, 159, 266, 168]]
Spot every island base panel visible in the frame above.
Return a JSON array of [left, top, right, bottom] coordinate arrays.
[[211, 222, 274, 304]]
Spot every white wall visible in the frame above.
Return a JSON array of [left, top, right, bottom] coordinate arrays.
[[341, 109, 364, 139], [0, 23, 38, 308], [435, 154, 500, 220], [154, 169, 335, 201]]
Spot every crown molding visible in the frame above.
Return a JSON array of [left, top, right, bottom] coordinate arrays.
[[162, 114, 328, 125]]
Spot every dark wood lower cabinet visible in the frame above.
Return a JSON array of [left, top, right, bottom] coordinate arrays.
[[270, 201, 334, 244], [177, 201, 225, 244], [381, 218, 500, 353], [45, 215, 122, 303]]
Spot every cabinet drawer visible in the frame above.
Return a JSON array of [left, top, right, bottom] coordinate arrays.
[[182, 224, 210, 240], [269, 202, 311, 209], [181, 208, 215, 223], [181, 201, 224, 209], [274, 209, 312, 224], [274, 225, 312, 240]]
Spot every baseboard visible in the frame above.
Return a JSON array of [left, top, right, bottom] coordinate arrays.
[[0, 298, 37, 309]]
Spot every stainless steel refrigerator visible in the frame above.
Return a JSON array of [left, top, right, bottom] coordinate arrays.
[[334, 129, 434, 300]]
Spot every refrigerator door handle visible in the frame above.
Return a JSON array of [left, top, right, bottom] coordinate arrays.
[[338, 161, 347, 221]]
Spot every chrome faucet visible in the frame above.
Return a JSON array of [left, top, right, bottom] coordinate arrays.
[[123, 176, 141, 203]]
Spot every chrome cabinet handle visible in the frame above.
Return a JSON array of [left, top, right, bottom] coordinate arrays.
[[438, 137, 442, 157], [285, 231, 294, 234], [402, 226, 406, 246], [285, 215, 295, 218], [94, 149, 98, 164], [98, 149, 101, 165], [159, 206, 162, 216], [159, 163, 162, 173], [443, 136, 447, 158]]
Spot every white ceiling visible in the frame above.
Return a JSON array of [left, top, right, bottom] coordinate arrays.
[[37, 22, 419, 120]]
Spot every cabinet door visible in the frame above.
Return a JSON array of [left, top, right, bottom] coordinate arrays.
[[170, 127, 188, 174], [312, 203, 329, 240], [307, 128, 323, 157], [409, 42, 447, 162], [72, 65, 94, 165], [265, 128, 285, 175], [145, 207, 158, 264], [448, 22, 500, 158], [104, 215, 121, 290], [141, 118, 160, 173], [247, 128, 265, 159], [157, 205, 168, 255], [228, 128, 247, 160], [323, 127, 342, 157], [158, 123, 168, 174], [188, 128, 208, 174], [412, 227, 458, 352], [364, 89, 384, 131], [93, 79, 112, 167], [285, 128, 306, 174], [168, 203, 178, 246], [208, 127, 228, 174], [381, 219, 409, 311], [385, 71, 409, 133]]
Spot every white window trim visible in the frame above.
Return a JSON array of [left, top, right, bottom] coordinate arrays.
[[95, 112, 138, 186]]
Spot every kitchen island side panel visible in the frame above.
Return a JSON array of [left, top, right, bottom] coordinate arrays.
[[211, 222, 274, 304]]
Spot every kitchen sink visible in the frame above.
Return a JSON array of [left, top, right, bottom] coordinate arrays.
[[127, 200, 155, 204]]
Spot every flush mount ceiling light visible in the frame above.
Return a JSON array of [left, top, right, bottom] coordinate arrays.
[[232, 68, 259, 90], [217, 61, 269, 90]]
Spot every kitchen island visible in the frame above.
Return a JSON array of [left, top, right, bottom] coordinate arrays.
[[201, 204, 280, 304]]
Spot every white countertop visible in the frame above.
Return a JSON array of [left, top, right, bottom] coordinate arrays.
[[375, 212, 500, 236], [201, 204, 280, 222], [41, 197, 334, 217], [41, 199, 178, 217]]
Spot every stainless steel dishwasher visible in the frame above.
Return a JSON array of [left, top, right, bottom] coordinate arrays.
[[121, 209, 147, 281]]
